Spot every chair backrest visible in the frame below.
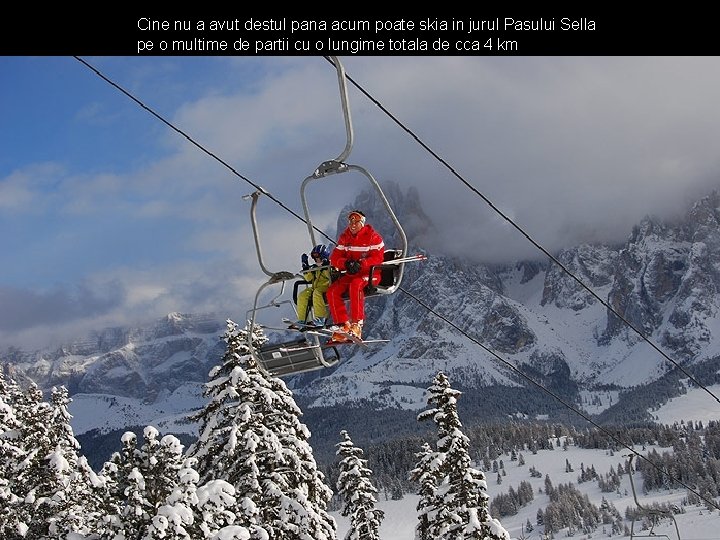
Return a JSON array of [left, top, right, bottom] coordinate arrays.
[[258, 338, 340, 377], [365, 249, 403, 296]]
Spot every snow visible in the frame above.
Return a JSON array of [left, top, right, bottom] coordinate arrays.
[[577, 389, 621, 415], [69, 383, 204, 435], [334, 485, 715, 540], [333, 440, 714, 540], [650, 380, 720, 426], [330, 383, 720, 540]]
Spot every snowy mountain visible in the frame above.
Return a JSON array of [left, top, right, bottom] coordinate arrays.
[[1, 311, 225, 402], [3, 185, 720, 447]]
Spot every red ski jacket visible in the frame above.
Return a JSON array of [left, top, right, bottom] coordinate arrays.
[[330, 224, 385, 276]]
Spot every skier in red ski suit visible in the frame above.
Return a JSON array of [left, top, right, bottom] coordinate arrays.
[[327, 210, 385, 342]]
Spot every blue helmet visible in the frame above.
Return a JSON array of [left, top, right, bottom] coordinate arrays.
[[311, 244, 331, 260]]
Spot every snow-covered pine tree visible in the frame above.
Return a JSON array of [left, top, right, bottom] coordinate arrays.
[[0, 392, 17, 512], [417, 371, 510, 540], [195, 479, 243, 538], [0, 367, 25, 406], [409, 441, 442, 540], [100, 427, 206, 539], [139, 427, 186, 509], [0, 371, 28, 538], [263, 350, 336, 540], [102, 430, 153, 539], [187, 319, 268, 484], [185, 320, 272, 539], [144, 448, 201, 539], [0, 382, 105, 539], [187, 319, 335, 540], [36, 386, 106, 538], [335, 429, 384, 540], [3, 381, 55, 538]]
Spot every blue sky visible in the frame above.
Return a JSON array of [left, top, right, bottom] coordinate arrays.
[[3, 56, 720, 349]]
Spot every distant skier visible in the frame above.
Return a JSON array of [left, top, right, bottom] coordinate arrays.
[[294, 244, 332, 327], [327, 210, 385, 342]]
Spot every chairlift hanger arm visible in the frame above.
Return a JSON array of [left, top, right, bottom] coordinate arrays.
[[245, 189, 312, 377], [245, 280, 292, 323], [243, 56, 407, 378], [326, 55, 354, 164], [245, 190, 295, 282]]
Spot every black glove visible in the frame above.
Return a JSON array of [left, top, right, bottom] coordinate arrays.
[[301, 253, 309, 271], [345, 259, 361, 275]]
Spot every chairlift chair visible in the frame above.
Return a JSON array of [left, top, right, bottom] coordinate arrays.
[[244, 191, 340, 377], [258, 338, 339, 378]]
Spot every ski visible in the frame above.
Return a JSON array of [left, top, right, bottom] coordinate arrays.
[[291, 253, 428, 279], [282, 317, 331, 332], [281, 319, 388, 346], [277, 338, 368, 353], [305, 328, 389, 347], [329, 337, 389, 346]]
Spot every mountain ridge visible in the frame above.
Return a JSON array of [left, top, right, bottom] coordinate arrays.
[[3, 183, 720, 439]]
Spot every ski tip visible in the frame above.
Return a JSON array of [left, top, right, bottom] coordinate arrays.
[[325, 338, 352, 346]]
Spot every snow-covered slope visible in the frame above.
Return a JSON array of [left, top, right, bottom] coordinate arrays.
[[333, 442, 712, 540], [332, 391, 720, 540]]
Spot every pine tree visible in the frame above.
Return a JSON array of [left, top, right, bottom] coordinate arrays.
[[144, 454, 201, 540], [264, 354, 336, 540], [102, 430, 153, 539], [3, 381, 54, 537], [140, 427, 187, 509], [187, 319, 336, 539], [0, 371, 28, 538], [335, 429, 384, 540], [192, 478, 234, 536], [0, 382, 107, 539], [416, 371, 510, 540], [36, 386, 106, 538], [410, 441, 442, 540], [100, 427, 208, 539]]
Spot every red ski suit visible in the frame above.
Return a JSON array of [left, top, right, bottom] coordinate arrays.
[[327, 223, 385, 324]]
